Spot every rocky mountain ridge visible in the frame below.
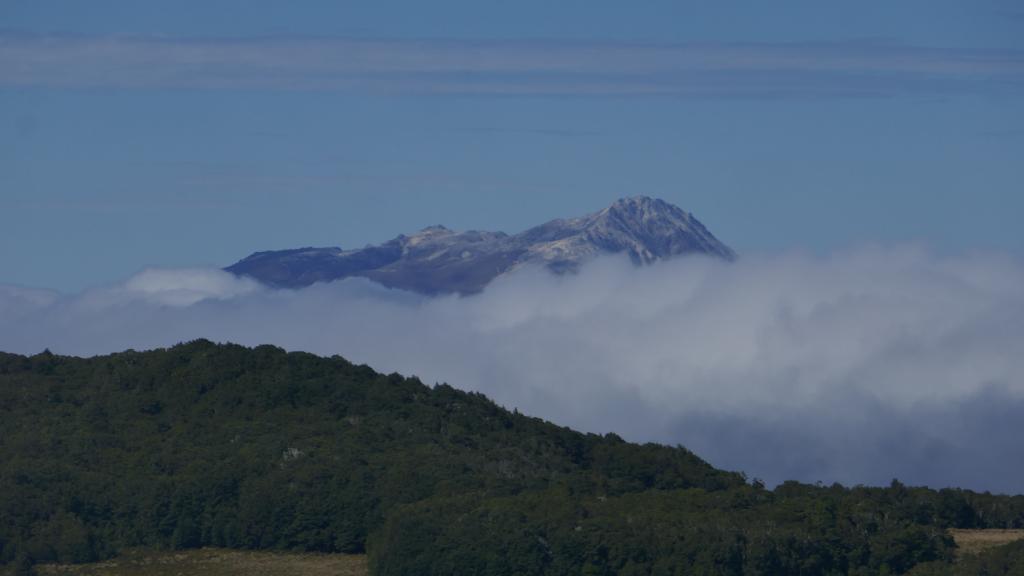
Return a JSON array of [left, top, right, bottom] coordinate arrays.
[[226, 196, 735, 294]]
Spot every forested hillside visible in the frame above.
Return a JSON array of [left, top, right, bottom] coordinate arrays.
[[2, 341, 1023, 575]]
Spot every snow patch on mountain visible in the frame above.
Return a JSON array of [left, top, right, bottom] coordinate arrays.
[[226, 196, 734, 294]]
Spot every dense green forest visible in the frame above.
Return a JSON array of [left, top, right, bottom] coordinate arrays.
[[1, 341, 1023, 575]]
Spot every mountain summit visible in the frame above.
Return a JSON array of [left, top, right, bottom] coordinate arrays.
[[225, 196, 735, 294]]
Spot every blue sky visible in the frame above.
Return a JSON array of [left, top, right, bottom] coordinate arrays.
[[2, 1, 1023, 291]]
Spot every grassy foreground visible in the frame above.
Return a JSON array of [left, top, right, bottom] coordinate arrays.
[[950, 529, 1024, 556], [26, 549, 367, 576], [14, 531, 1024, 576]]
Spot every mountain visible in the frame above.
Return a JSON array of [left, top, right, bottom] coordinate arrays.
[[225, 196, 735, 294]]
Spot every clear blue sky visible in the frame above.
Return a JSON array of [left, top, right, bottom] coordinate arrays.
[[2, 1, 1023, 291]]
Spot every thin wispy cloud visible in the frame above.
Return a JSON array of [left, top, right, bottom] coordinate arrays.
[[3, 248, 1024, 492], [2, 33, 1022, 98]]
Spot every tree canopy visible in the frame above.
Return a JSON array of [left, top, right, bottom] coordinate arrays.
[[1, 341, 1022, 574]]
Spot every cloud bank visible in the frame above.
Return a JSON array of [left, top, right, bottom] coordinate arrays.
[[2, 248, 1024, 493], [2, 33, 1023, 98]]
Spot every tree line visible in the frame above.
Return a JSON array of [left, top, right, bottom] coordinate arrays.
[[1, 341, 1022, 574]]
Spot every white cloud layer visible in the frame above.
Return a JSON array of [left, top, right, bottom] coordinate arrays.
[[2, 247, 1023, 493]]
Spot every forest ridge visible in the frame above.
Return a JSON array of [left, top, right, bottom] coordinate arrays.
[[2, 341, 1023, 575]]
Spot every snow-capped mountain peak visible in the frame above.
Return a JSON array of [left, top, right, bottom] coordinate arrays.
[[226, 197, 734, 294]]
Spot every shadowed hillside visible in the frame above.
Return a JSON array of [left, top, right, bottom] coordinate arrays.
[[2, 341, 1023, 575]]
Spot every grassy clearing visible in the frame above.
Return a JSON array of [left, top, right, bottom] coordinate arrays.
[[950, 529, 1024, 556], [6, 532, 1024, 575], [29, 548, 368, 576]]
